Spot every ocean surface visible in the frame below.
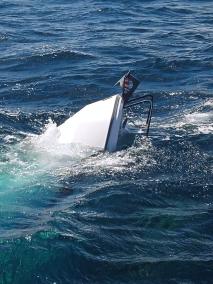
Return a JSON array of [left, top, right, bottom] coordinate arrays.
[[0, 0, 213, 283]]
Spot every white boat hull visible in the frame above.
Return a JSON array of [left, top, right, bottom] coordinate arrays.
[[58, 95, 124, 152]]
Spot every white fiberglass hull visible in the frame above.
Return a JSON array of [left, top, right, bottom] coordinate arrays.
[[58, 95, 124, 152]]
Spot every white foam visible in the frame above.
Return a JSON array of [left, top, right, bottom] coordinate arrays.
[[157, 101, 213, 135], [204, 98, 213, 107], [185, 112, 213, 124], [198, 125, 213, 134], [23, 120, 97, 171], [3, 135, 19, 143]]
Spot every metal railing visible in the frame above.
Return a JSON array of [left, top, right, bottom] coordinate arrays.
[[123, 94, 153, 137]]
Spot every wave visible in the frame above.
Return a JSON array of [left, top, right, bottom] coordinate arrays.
[[0, 109, 210, 192], [175, 99, 213, 135], [155, 6, 195, 15], [153, 57, 213, 71], [0, 48, 96, 68], [204, 45, 213, 53]]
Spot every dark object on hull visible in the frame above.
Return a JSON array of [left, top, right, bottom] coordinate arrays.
[[115, 72, 153, 138]]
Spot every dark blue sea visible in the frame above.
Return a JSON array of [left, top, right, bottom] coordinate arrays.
[[0, 0, 213, 283]]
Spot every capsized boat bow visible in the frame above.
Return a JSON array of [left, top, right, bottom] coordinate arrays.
[[58, 72, 153, 152]]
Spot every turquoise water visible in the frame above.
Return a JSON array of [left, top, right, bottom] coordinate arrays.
[[0, 0, 213, 283]]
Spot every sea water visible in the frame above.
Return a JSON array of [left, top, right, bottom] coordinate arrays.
[[0, 0, 212, 283]]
